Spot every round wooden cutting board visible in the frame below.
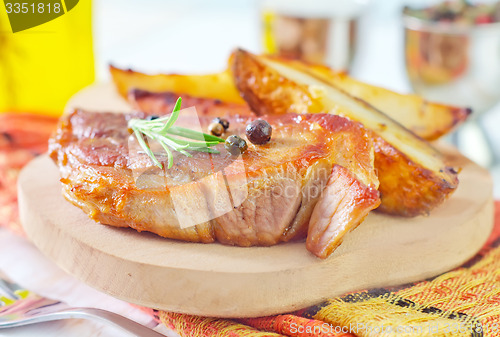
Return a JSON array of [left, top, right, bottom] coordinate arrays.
[[18, 84, 494, 318]]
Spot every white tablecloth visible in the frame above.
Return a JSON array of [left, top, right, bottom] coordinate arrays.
[[0, 228, 179, 337]]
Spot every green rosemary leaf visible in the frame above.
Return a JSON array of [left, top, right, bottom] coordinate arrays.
[[158, 97, 182, 134], [162, 134, 220, 147], [178, 149, 193, 157], [127, 96, 225, 170], [156, 135, 189, 152], [158, 139, 174, 169], [133, 129, 162, 169], [167, 126, 225, 142], [172, 97, 182, 113], [188, 147, 221, 154]]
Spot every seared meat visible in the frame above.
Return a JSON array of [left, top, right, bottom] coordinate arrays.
[[129, 89, 254, 119], [231, 49, 459, 217], [49, 106, 380, 258]]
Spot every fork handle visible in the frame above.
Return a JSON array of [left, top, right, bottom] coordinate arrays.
[[58, 308, 166, 337]]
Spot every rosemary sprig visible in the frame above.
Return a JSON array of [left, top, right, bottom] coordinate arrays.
[[128, 97, 225, 169]]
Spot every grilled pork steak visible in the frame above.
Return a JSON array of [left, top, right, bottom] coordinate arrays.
[[49, 106, 380, 258]]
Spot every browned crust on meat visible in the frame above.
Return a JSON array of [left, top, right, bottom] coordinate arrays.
[[307, 165, 380, 258], [49, 109, 380, 258], [128, 89, 254, 119]]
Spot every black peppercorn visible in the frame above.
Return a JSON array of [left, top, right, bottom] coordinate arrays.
[[208, 122, 224, 136], [246, 119, 272, 145], [225, 135, 248, 156], [213, 117, 230, 131]]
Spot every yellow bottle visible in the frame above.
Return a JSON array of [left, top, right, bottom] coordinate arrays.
[[0, 0, 94, 116]]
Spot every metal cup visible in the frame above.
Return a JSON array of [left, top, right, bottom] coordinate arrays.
[[404, 14, 500, 167], [403, 15, 500, 115], [260, 0, 368, 72]]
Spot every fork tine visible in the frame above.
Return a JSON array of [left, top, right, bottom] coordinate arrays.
[[0, 277, 166, 336], [0, 271, 24, 300]]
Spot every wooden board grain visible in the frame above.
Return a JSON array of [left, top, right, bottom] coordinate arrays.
[[18, 151, 493, 318]]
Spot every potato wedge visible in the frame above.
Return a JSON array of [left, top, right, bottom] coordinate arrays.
[[268, 58, 471, 141], [111, 61, 468, 141], [109, 65, 245, 104], [232, 49, 458, 216]]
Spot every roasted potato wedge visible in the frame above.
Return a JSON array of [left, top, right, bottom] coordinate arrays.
[[268, 58, 471, 141], [112, 60, 468, 141], [109, 65, 244, 104], [232, 49, 458, 216]]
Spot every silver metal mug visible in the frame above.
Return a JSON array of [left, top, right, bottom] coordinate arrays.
[[403, 15, 500, 115]]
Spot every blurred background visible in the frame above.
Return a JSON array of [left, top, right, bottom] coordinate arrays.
[[1, 0, 500, 197]]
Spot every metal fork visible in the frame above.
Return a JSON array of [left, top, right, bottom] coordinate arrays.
[[0, 275, 165, 336]]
